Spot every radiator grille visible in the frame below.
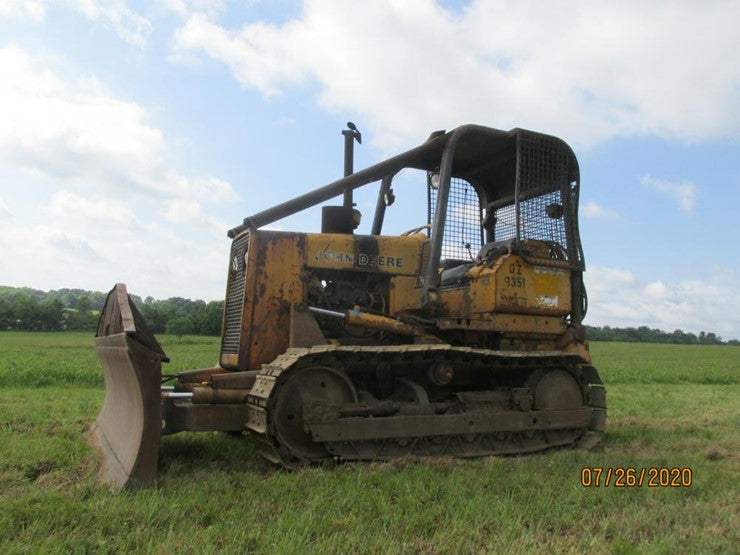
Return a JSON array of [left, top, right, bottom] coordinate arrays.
[[221, 231, 250, 354]]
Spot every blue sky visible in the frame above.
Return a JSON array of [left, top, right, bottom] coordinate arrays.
[[0, 1, 738, 339]]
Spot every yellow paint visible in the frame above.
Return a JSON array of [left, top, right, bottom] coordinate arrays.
[[347, 310, 432, 338], [220, 353, 238, 368], [438, 287, 470, 318], [436, 314, 566, 335], [389, 276, 424, 313], [305, 233, 426, 276], [248, 232, 306, 369], [469, 254, 571, 316], [221, 231, 307, 370], [222, 230, 573, 369], [564, 341, 592, 363]]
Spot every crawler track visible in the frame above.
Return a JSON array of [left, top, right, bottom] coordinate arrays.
[[246, 345, 606, 466]]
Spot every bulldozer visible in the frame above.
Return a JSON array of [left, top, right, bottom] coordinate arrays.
[[89, 123, 606, 491]]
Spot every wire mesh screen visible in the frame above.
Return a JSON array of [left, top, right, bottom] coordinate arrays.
[[519, 189, 568, 246], [507, 132, 583, 268], [492, 203, 517, 242], [428, 176, 483, 260]]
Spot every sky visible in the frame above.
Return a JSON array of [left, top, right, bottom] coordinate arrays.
[[0, 0, 738, 339]]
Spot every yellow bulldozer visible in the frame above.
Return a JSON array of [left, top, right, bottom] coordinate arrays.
[[90, 123, 606, 490]]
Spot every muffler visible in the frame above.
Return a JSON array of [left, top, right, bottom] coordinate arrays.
[[88, 284, 168, 491]]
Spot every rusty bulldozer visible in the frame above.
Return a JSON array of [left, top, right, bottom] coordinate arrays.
[[90, 124, 606, 490]]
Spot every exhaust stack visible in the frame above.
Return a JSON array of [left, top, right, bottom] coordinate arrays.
[[320, 122, 363, 234], [341, 121, 362, 205]]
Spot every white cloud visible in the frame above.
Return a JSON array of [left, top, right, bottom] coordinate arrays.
[[0, 198, 229, 300], [643, 281, 667, 298], [0, 197, 11, 219], [43, 191, 139, 228], [0, 45, 236, 300], [450, 203, 481, 225], [640, 175, 696, 212], [0, 0, 151, 46], [173, 13, 306, 98], [0, 0, 45, 19], [164, 198, 227, 232], [163, 0, 227, 19], [62, 0, 152, 47], [582, 202, 618, 220], [585, 265, 740, 339], [45, 227, 103, 261], [169, 0, 740, 151], [0, 45, 236, 203]]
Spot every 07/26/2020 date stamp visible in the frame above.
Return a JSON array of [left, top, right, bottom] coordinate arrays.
[[580, 467, 693, 488]]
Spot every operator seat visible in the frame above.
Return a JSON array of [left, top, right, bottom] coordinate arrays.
[[438, 239, 515, 286]]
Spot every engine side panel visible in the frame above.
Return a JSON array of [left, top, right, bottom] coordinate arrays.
[[389, 275, 424, 313], [305, 233, 427, 276]]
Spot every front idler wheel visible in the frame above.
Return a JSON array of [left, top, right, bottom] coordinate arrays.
[[271, 365, 357, 461]]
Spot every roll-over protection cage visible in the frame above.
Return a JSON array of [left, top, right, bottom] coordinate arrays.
[[227, 124, 586, 323]]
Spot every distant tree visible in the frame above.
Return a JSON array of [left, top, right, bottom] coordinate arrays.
[[76, 295, 91, 314], [39, 299, 65, 331], [88, 291, 108, 311], [13, 295, 39, 330], [141, 301, 175, 333], [703, 332, 722, 345], [0, 298, 14, 330], [193, 300, 224, 336], [64, 295, 97, 331], [583, 324, 734, 345], [166, 316, 193, 339]]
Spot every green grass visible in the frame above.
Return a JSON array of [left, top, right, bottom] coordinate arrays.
[[0, 332, 738, 553], [0, 331, 219, 387], [590, 341, 740, 385]]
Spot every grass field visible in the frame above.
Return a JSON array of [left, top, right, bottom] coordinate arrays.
[[0, 332, 738, 553]]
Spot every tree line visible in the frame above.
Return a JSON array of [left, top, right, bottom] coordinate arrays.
[[0, 286, 737, 344], [0, 286, 223, 337], [584, 325, 738, 346]]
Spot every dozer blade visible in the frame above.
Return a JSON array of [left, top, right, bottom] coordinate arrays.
[[88, 284, 169, 491]]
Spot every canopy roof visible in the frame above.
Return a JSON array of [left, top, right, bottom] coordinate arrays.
[[229, 124, 579, 236]]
